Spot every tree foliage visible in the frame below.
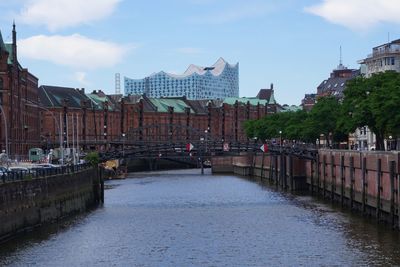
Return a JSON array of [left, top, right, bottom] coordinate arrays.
[[245, 71, 400, 151], [339, 71, 400, 150], [85, 152, 100, 166]]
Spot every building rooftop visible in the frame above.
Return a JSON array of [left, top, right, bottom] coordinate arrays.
[[39, 85, 89, 109]]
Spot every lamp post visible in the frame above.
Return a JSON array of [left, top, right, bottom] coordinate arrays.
[[279, 130, 282, 152], [200, 136, 205, 175], [388, 135, 392, 151], [122, 133, 126, 157]]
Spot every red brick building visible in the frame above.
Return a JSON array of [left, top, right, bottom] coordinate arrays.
[[0, 24, 40, 157], [39, 87, 278, 151]]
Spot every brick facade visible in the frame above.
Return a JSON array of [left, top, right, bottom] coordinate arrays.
[[0, 24, 40, 157]]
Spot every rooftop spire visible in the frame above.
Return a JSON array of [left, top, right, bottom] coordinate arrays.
[[336, 45, 345, 70]]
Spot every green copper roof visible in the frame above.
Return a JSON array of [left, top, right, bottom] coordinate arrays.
[[149, 98, 194, 113], [87, 94, 114, 111], [223, 97, 269, 106]]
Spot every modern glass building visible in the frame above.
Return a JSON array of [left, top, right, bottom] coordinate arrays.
[[124, 58, 239, 99]]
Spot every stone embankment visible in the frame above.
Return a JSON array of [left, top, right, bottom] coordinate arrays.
[[0, 166, 104, 242]]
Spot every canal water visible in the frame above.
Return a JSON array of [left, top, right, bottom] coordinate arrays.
[[1, 169, 400, 266]]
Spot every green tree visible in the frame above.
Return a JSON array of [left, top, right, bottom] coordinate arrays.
[[339, 71, 400, 150], [306, 96, 346, 146], [85, 152, 100, 166]]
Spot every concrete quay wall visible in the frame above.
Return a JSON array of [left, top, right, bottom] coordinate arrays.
[[0, 167, 103, 242], [212, 150, 400, 228]]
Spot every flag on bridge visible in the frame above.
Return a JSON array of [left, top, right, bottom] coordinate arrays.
[[186, 143, 194, 152], [260, 144, 268, 153]]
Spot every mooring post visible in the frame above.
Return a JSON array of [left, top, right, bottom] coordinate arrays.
[[390, 160, 395, 228], [310, 160, 314, 195], [323, 155, 326, 198], [275, 155, 279, 187], [362, 157, 367, 214], [350, 156, 354, 210], [289, 156, 294, 191], [260, 152, 265, 179], [331, 154, 335, 202], [340, 155, 345, 207], [376, 158, 382, 221]]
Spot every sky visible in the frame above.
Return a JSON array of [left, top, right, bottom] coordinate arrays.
[[0, 0, 400, 105]]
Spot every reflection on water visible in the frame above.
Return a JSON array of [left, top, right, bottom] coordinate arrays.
[[1, 169, 400, 266]]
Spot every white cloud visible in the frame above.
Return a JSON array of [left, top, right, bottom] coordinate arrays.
[[18, 34, 132, 69], [74, 71, 90, 86], [176, 47, 203, 55], [305, 0, 400, 31], [18, 0, 121, 31]]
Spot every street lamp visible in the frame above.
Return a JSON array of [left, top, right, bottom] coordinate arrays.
[[200, 136, 205, 175], [279, 130, 282, 151], [122, 133, 126, 156]]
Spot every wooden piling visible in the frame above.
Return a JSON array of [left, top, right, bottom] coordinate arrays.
[[310, 160, 314, 195], [330, 154, 335, 202], [317, 156, 320, 196], [376, 158, 382, 221], [362, 157, 367, 213], [260, 152, 265, 179], [323, 155, 326, 198], [289, 156, 294, 191], [350, 156, 354, 210], [390, 160, 395, 227], [340, 155, 345, 207]]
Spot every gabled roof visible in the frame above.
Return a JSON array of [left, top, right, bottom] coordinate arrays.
[[257, 89, 272, 100], [38, 85, 91, 109], [147, 98, 194, 113], [86, 93, 118, 111]]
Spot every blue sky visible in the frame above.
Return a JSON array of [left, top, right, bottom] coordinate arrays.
[[0, 0, 399, 105]]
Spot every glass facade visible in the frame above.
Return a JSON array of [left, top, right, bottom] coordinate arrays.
[[124, 58, 239, 99]]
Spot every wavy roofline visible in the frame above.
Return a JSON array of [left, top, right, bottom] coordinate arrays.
[[125, 57, 238, 81]]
